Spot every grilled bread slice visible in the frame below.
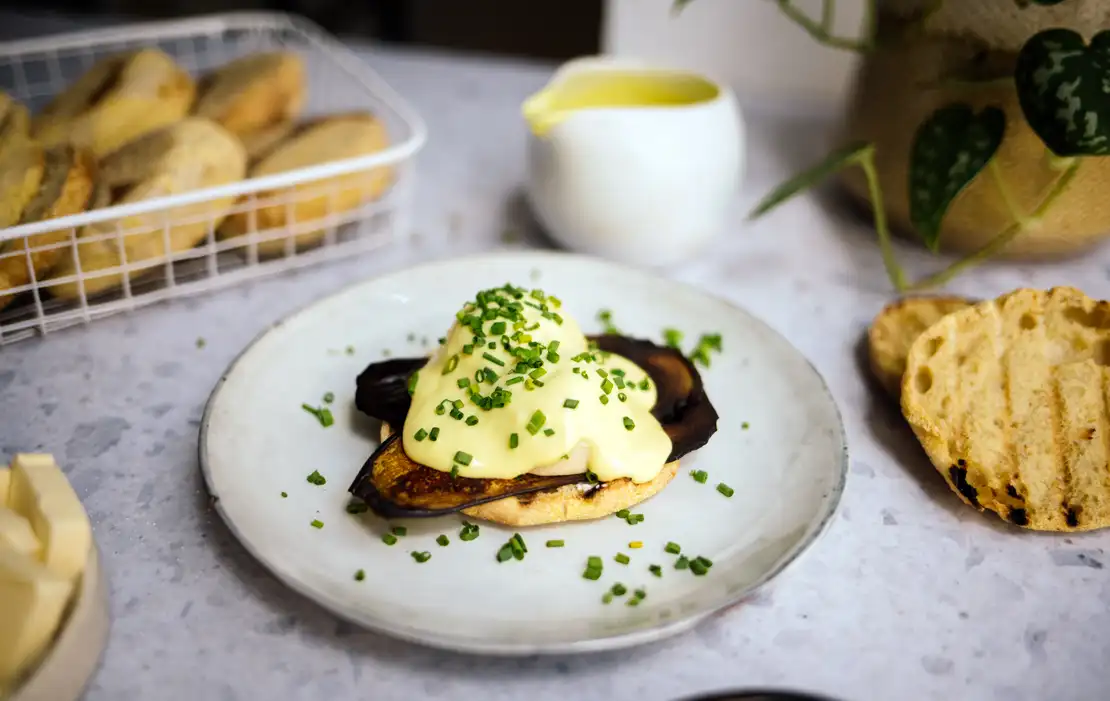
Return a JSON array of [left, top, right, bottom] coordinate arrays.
[[218, 112, 392, 257], [379, 423, 678, 527], [47, 118, 246, 300], [193, 51, 305, 138], [902, 287, 1110, 531], [32, 48, 195, 159], [868, 295, 972, 398], [0, 145, 97, 310]]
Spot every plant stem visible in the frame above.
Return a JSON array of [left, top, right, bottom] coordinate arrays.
[[858, 149, 907, 291], [907, 160, 1082, 291], [821, 0, 835, 33], [988, 159, 1028, 228], [774, 0, 874, 53]]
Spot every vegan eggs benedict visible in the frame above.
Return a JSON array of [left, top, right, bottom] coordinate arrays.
[[350, 284, 718, 526]]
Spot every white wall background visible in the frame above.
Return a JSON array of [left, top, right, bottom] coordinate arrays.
[[602, 0, 866, 110]]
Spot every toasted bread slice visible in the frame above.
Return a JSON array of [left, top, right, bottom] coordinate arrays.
[[32, 48, 195, 159], [868, 295, 972, 398], [47, 118, 246, 300], [379, 423, 677, 527], [0, 145, 97, 310], [218, 112, 392, 256], [902, 286, 1110, 531], [193, 51, 305, 137]]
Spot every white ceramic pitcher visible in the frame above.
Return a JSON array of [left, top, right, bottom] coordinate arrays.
[[523, 56, 745, 267]]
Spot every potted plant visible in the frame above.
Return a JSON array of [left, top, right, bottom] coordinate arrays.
[[678, 0, 1110, 291]]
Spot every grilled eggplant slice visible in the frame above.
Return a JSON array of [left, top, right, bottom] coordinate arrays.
[[349, 335, 718, 517], [352, 433, 585, 517]]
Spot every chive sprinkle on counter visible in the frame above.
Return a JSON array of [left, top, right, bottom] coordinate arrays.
[[614, 553, 630, 565], [437, 535, 450, 547], [546, 539, 565, 548], [310, 519, 324, 529], [354, 569, 366, 581], [411, 551, 432, 563], [306, 470, 326, 486], [717, 483, 735, 498], [382, 533, 397, 545], [459, 521, 480, 541], [583, 555, 603, 580]]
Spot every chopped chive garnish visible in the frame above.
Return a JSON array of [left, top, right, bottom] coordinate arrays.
[[614, 376, 626, 389], [310, 520, 324, 529], [675, 556, 689, 570], [601, 379, 614, 394], [449, 465, 459, 479], [346, 502, 369, 514], [549, 340, 560, 352], [457, 377, 471, 389], [742, 421, 750, 429], [437, 535, 450, 546], [695, 555, 713, 567], [616, 509, 630, 519], [588, 555, 603, 569], [634, 589, 646, 600], [450, 408, 464, 420], [454, 451, 473, 466], [663, 328, 684, 348], [512, 533, 527, 553], [453, 399, 464, 409], [301, 404, 334, 427], [323, 391, 335, 404], [490, 321, 506, 335], [717, 483, 735, 498], [526, 410, 546, 435], [407, 372, 419, 395], [443, 354, 460, 374], [355, 569, 366, 581], [629, 541, 643, 549], [497, 544, 513, 562], [506, 376, 525, 386], [429, 427, 440, 441], [306, 470, 327, 486], [460, 523, 480, 541], [598, 369, 608, 379], [488, 342, 496, 349], [543, 428, 555, 437], [615, 553, 630, 565], [563, 398, 579, 409], [509, 433, 519, 449], [626, 598, 640, 607], [602, 593, 614, 604], [572, 367, 580, 374], [611, 583, 627, 596], [665, 542, 682, 554], [599, 395, 609, 405], [691, 470, 708, 483], [618, 393, 627, 402], [623, 513, 644, 525], [649, 565, 662, 577], [482, 352, 505, 367], [586, 470, 599, 484], [690, 559, 710, 576], [281, 492, 288, 498], [382, 533, 397, 545], [466, 415, 479, 426], [583, 567, 602, 580], [639, 378, 650, 391], [435, 402, 447, 416], [546, 539, 565, 548], [623, 417, 635, 431], [392, 526, 407, 536], [529, 367, 547, 380], [412, 551, 432, 563]]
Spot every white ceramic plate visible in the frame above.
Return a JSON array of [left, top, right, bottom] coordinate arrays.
[[200, 251, 847, 655]]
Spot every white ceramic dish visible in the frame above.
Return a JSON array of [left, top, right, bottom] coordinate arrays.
[[200, 251, 846, 655], [12, 545, 110, 701]]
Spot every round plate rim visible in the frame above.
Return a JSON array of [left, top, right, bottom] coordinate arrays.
[[198, 249, 849, 656]]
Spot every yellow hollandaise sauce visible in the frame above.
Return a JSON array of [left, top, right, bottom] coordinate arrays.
[[402, 285, 671, 483], [523, 69, 720, 136]]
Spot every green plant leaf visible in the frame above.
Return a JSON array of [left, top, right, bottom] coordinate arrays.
[[748, 141, 872, 220], [1015, 28, 1110, 156], [908, 104, 1005, 251]]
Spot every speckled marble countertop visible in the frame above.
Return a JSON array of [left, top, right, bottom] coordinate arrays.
[[2, 15, 1110, 701]]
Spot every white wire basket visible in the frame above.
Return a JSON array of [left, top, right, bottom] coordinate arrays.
[[0, 12, 427, 345]]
